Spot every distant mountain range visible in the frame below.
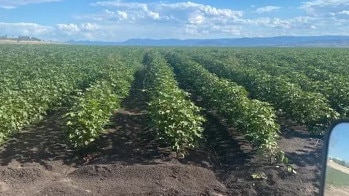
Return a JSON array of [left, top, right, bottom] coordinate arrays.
[[67, 36, 349, 47]]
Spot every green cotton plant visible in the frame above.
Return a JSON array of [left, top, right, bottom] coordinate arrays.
[[191, 53, 339, 135], [63, 49, 142, 149], [144, 51, 205, 153], [165, 52, 280, 154], [224, 49, 346, 119], [65, 77, 130, 149], [65, 82, 120, 148], [0, 45, 144, 147], [148, 90, 205, 152], [0, 45, 110, 145]]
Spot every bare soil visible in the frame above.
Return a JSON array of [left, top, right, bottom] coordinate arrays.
[[0, 70, 324, 195]]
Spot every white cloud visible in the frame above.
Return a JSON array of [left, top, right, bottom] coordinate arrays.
[[184, 23, 241, 37], [84, 9, 129, 21], [3, 0, 349, 41], [301, 0, 349, 16], [188, 13, 205, 24], [250, 16, 321, 31], [52, 22, 103, 40], [91, 1, 243, 23], [158, 1, 242, 18], [81, 23, 99, 31], [92, 1, 147, 10], [0, 0, 61, 9], [57, 23, 79, 34], [117, 11, 128, 19], [299, 0, 349, 30], [148, 10, 160, 20], [86, 0, 244, 39], [0, 22, 53, 36], [255, 6, 281, 13], [339, 10, 349, 15], [63, 1, 349, 40], [56, 23, 99, 35], [91, 1, 162, 22]]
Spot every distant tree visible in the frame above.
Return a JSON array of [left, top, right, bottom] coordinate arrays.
[[332, 157, 347, 166], [30, 37, 41, 41]]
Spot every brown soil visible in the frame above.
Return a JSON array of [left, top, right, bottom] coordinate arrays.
[[0, 70, 324, 196]]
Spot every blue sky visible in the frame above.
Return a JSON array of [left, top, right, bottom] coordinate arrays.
[[1, 0, 349, 41], [329, 123, 349, 163]]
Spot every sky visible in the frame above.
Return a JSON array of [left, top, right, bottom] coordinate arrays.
[[1, 0, 349, 41], [329, 122, 349, 163]]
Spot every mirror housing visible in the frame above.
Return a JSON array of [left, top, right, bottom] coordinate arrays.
[[321, 120, 349, 196]]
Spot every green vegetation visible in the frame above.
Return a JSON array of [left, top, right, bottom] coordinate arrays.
[[165, 52, 280, 153], [216, 48, 349, 117], [189, 49, 339, 134], [143, 51, 205, 152], [326, 167, 349, 187], [65, 53, 139, 148], [0, 45, 107, 144], [0, 45, 348, 156]]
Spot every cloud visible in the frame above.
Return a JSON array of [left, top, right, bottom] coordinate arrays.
[[57, 23, 99, 35], [0, 22, 53, 36], [301, 0, 349, 16], [255, 6, 281, 13], [53, 22, 102, 40], [61, 1, 349, 40], [3, 0, 349, 41], [80, 23, 99, 31], [147, 10, 160, 20], [86, 0, 244, 39], [91, 0, 147, 9], [57, 23, 79, 34], [64, 0, 245, 41], [0, 0, 61, 9], [246, 16, 320, 31], [90, 1, 162, 22], [157, 1, 243, 19], [339, 10, 349, 15], [188, 13, 205, 24], [116, 10, 128, 19], [91, 1, 243, 23], [299, 0, 349, 29]]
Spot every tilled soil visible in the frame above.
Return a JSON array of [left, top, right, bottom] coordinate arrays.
[[0, 70, 324, 195], [0, 163, 226, 196]]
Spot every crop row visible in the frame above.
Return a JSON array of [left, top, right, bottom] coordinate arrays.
[[0, 45, 143, 149], [63, 48, 145, 149], [190, 52, 339, 133], [143, 51, 205, 152], [165, 52, 280, 153], [0, 46, 105, 144], [227, 50, 349, 117]]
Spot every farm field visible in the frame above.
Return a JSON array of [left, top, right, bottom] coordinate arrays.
[[0, 44, 348, 195], [325, 162, 349, 195]]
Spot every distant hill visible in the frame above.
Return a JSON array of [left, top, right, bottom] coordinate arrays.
[[67, 36, 349, 47]]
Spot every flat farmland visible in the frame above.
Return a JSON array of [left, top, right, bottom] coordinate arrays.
[[0, 44, 348, 195]]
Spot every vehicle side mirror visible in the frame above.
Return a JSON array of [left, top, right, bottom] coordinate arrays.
[[321, 120, 349, 196]]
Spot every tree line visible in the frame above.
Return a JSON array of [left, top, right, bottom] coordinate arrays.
[[0, 35, 41, 42]]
